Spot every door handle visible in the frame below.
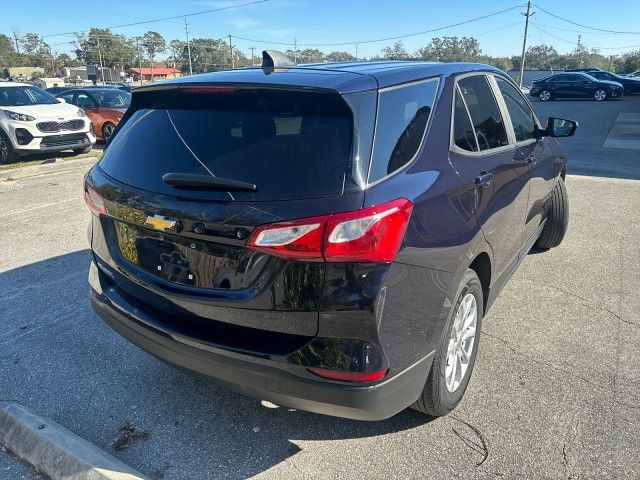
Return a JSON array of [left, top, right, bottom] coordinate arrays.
[[475, 172, 494, 189]]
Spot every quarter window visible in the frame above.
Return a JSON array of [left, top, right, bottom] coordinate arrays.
[[495, 77, 537, 142], [452, 88, 478, 152], [457, 76, 508, 151], [368, 79, 439, 183]]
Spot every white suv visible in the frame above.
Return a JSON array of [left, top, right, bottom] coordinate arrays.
[[0, 82, 96, 163]]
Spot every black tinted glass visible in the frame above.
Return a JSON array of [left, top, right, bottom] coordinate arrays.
[[99, 88, 353, 201], [496, 77, 536, 142], [453, 88, 478, 152], [369, 79, 438, 182], [458, 76, 508, 151]]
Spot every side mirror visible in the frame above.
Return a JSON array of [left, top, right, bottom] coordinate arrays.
[[545, 117, 578, 137], [57, 98, 66, 104]]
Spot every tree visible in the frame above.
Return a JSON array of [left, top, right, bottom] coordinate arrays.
[[416, 36, 482, 62], [325, 51, 357, 62], [566, 45, 607, 70], [512, 44, 563, 71], [285, 48, 324, 63], [0, 34, 16, 68], [378, 41, 410, 60], [75, 28, 135, 69], [185, 38, 238, 72], [615, 49, 640, 73], [17, 33, 53, 72], [142, 31, 166, 79], [168, 39, 186, 68]]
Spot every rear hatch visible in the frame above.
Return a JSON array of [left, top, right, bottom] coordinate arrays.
[[89, 84, 370, 346]]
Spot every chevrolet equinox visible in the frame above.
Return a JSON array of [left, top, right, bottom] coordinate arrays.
[[86, 51, 576, 420]]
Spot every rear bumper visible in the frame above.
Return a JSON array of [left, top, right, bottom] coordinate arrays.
[[89, 262, 433, 421]]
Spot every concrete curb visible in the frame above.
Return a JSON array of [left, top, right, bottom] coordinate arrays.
[[0, 403, 148, 480]]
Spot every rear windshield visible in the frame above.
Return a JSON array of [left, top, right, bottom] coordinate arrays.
[[99, 87, 353, 201]]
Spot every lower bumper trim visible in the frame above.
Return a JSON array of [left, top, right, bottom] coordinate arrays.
[[90, 282, 434, 421]]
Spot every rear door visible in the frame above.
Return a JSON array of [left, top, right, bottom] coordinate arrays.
[[90, 85, 365, 339], [549, 74, 571, 98], [448, 73, 529, 278]]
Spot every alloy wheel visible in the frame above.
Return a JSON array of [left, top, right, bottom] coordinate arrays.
[[594, 89, 607, 101], [103, 123, 115, 141], [539, 90, 551, 101], [445, 293, 478, 393]]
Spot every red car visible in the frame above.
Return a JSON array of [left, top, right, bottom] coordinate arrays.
[[57, 88, 131, 142]]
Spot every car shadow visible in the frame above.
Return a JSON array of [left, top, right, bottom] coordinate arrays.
[[0, 250, 435, 479]]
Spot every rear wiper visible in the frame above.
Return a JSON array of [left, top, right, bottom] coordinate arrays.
[[162, 173, 257, 192]]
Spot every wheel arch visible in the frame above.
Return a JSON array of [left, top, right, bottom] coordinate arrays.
[[468, 252, 491, 315]]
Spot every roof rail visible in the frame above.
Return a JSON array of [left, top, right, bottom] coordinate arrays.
[[261, 50, 295, 70]]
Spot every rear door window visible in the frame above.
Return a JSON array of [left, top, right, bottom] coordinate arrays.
[[457, 76, 508, 151], [368, 78, 439, 183], [99, 88, 354, 202]]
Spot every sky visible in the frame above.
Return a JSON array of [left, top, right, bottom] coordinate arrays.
[[2, 0, 640, 60]]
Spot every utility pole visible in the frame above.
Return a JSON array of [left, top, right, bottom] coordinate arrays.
[[228, 35, 234, 69], [136, 37, 143, 86], [577, 34, 583, 67], [12, 29, 21, 55], [355, 43, 358, 61], [250, 47, 255, 66], [97, 36, 105, 85], [293, 37, 297, 63], [184, 17, 193, 75], [518, 1, 534, 88]]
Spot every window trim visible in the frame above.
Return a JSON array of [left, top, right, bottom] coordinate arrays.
[[366, 76, 441, 187], [448, 72, 514, 157]]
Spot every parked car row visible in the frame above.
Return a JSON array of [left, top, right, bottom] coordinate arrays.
[[0, 83, 95, 163], [530, 69, 640, 102], [0, 82, 132, 163]]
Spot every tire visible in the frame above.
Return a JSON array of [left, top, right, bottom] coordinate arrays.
[[539, 90, 552, 102], [594, 89, 607, 101], [102, 122, 116, 142], [411, 269, 484, 417], [535, 178, 569, 249], [0, 130, 19, 164], [73, 146, 93, 154]]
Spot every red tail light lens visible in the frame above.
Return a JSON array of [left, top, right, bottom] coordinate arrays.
[[246, 198, 413, 263], [83, 175, 106, 216], [309, 367, 388, 382]]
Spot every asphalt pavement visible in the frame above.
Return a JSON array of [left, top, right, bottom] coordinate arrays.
[[0, 96, 638, 479]]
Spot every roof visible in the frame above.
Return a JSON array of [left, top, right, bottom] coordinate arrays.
[[136, 61, 503, 94], [127, 67, 181, 75]]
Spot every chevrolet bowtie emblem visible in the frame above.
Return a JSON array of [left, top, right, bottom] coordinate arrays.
[[145, 214, 177, 231]]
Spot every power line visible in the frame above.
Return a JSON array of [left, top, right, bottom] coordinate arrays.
[[230, 5, 526, 47], [42, 0, 268, 38], [533, 4, 640, 35], [531, 22, 640, 50]]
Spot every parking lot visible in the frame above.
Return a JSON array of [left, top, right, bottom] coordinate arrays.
[[0, 96, 639, 479]]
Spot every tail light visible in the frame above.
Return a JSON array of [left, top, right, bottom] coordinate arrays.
[[309, 367, 388, 382], [246, 198, 413, 263], [84, 174, 106, 216]]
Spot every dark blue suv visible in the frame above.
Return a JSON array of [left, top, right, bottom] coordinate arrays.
[[85, 52, 576, 420]]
